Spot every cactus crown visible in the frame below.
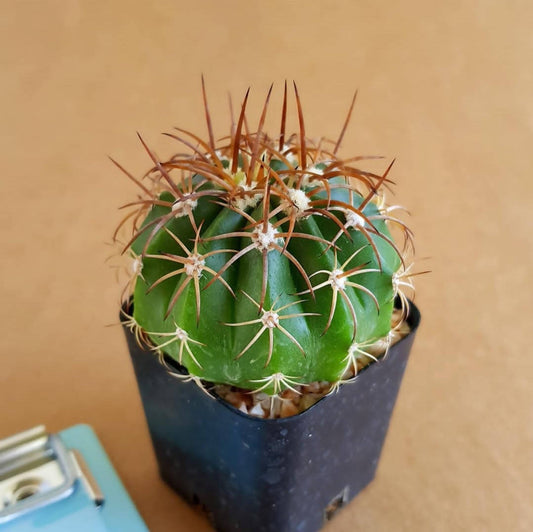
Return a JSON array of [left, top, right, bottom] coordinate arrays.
[[115, 81, 416, 396]]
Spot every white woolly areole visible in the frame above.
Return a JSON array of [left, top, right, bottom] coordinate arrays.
[[329, 269, 347, 290], [300, 175, 323, 189], [345, 209, 365, 228], [251, 223, 280, 251], [130, 256, 143, 276], [172, 196, 198, 218], [215, 150, 230, 163], [286, 188, 311, 213], [184, 254, 205, 277], [347, 342, 361, 358], [300, 163, 327, 188], [174, 326, 189, 341], [261, 310, 280, 329], [392, 266, 414, 295], [392, 271, 400, 294], [233, 182, 263, 211], [280, 144, 299, 167]]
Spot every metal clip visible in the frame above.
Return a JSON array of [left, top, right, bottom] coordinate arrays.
[[0, 425, 104, 524]]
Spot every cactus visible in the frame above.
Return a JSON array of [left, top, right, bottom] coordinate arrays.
[[114, 81, 415, 396]]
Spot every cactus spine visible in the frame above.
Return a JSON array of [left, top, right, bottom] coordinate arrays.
[[115, 82, 415, 396]]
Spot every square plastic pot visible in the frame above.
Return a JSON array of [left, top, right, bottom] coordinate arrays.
[[123, 302, 420, 532]]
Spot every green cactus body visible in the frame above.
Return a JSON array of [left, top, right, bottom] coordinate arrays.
[[117, 84, 412, 395]]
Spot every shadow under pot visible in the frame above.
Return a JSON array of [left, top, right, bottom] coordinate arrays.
[[123, 301, 420, 532]]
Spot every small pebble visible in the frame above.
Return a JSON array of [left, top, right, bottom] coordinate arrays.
[[303, 382, 321, 393], [280, 389, 300, 401], [249, 403, 265, 417], [224, 392, 245, 408], [280, 401, 299, 418]]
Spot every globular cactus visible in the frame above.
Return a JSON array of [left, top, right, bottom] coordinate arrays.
[[115, 81, 415, 396]]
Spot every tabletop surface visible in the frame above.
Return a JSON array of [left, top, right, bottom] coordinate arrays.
[[1, 2, 532, 531]]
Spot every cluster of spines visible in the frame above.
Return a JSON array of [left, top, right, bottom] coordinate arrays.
[[114, 80, 420, 396]]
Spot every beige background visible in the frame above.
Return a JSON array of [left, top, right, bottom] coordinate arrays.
[[1, 1, 532, 531]]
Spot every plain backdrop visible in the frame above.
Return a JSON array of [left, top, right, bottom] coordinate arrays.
[[1, 1, 532, 531]]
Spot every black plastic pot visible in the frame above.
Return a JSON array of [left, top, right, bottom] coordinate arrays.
[[124, 303, 420, 532]]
